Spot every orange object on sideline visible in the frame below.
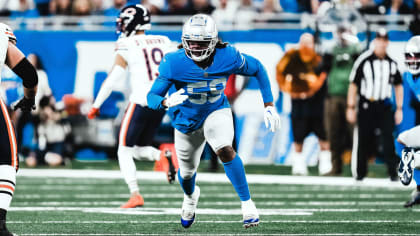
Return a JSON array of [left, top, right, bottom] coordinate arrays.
[[154, 143, 179, 172]]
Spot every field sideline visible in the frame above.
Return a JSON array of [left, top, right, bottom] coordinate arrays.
[[8, 169, 420, 235]]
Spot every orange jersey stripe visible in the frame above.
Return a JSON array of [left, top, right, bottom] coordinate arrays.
[[0, 99, 17, 169], [0, 184, 15, 192], [119, 103, 136, 146]]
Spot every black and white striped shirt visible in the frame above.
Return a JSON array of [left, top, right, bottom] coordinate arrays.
[[349, 50, 402, 101]]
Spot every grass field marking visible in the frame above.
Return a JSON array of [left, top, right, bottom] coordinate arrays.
[[11, 200, 408, 207], [18, 234, 420, 236], [8, 206, 420, 213], [17, 169, 414, 189], [8, 207, 312, 216], [10, 220, 420, 224], [13, 193, 409, 200], [16, 183, 410, 193]]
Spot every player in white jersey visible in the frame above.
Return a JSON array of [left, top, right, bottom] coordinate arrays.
[[0, 23, 38, 236], [87, 4, 175, 208]]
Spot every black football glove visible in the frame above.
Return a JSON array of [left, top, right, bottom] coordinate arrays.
[[13, 97, 35, 113]]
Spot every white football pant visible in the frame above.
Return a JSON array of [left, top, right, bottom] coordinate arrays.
[[175, 108, 234, 179]]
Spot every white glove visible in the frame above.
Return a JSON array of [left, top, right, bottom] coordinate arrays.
[[264, 106, 281, 132], [165, 88, 188, 108]]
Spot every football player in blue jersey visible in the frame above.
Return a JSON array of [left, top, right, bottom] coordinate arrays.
[[397, 35, 420, 207], [147, 14, 280, 228]]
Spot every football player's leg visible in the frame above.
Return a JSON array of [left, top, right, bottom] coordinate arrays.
[[135, 108, 176, 183], [118, 103, 147, 208], [291, 117, 309, 175], [397, 126, 420, 185], [174, 128, 205, 228], [0, 100, 18, 236], [0, 165, 15, 236], [204, 108, 258, 228], [312, 117, 332, 176], [131, 105, 165, 162]]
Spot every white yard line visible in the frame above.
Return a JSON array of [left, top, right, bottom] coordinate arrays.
[[12, 193, 408, 199], [17, 169, 414, 189], [11, 201, 407, 207], [8, 207, 312, 215], [7, 206, 420, 213], [9, 220, 420, 224]]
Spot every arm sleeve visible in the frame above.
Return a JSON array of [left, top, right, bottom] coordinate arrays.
[[12, 57, 38, 88], [234, 53, 274, 103], [147, 76, 173, 110], [92, 65, 126, 108]]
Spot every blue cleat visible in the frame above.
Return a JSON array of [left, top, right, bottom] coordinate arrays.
[[242, 200, 259, 229], [399, 148, 415, 186], [180, 186, 200, 228]]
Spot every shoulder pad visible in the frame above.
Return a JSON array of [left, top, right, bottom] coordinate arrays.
[[0, 23, 16, 43]]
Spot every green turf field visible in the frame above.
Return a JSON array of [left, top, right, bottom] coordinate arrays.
[[6, 169, 420, 236]]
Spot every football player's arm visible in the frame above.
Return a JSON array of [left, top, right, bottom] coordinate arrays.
[[147, 76, 173, 110], [6, 42, 38, 111], [92, 54, 127, 109], [236, 53, 274, 107]]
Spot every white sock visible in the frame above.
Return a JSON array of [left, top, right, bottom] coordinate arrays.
[[118, 146, 139, 194], [318, 150, 332, 175], [133, 146, 161, 161], [0, 165, 16, 211]]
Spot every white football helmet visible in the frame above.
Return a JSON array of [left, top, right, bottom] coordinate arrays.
[[0, 23, 16, 44], [181, 14, 218, 62], [405, 36, 420, 75]]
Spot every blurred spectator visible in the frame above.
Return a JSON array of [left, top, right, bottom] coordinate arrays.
[[279, 0, 299, 13], [10, 0, 40, 18], [72, 0, 92, 16], [276, 33, 331, 176], [49, 0, 72, 15], [34, 0, 51, 16], [90, 0, 105, 15], [409, 0, 420, 35], [104, 0, 126, 16], [162, 0, 194, 15], [346, 28, 402, 181], [27, 54, 52, 110], [259, 0, 282, 22], [142, 0, 165, 15], [357, 0, 384, 14], [234, 0, 258, 30], [34, 96, 71, 167], [322, 25, 360, 176], [384, 0, 411, 14], [192, 0, 215, 14], [211, 0, 238, 30], [298, 0, 320, 14], [18, 53, 52, 165]]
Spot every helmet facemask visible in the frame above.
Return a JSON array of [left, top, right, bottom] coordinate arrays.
[[405, 52, 420, 75], [182, 38, 217, 62], [181, 14, 218, 62]]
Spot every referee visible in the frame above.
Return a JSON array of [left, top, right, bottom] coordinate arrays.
[[346, 28, 403, 181]]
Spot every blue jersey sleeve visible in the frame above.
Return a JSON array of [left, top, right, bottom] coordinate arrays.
[[147, 55, 173, 110], [234, 52, 274, 103]]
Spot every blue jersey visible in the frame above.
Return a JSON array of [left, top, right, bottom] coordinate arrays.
[[147, 45, 274, 133], [404, 71, 420, 102]]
